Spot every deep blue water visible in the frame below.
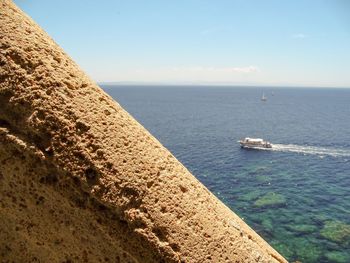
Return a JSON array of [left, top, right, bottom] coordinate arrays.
[[103, 85, 350, 263]]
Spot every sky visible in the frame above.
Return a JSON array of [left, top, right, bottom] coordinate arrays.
[[14, 0, 350, 87]]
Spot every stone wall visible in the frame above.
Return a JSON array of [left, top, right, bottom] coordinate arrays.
[[0, 1, 287, 262]]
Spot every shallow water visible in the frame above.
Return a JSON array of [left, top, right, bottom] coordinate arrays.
[[103, 85, 350, 263]]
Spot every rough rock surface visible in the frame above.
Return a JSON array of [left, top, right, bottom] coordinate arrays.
[[0, 1, 287, 262]]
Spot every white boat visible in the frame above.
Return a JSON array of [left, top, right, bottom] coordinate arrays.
[[261, 92, 267, 101], [238, 137, 272, 149]]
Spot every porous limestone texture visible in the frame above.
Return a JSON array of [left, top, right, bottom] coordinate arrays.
[[0, 1, 287, 262]]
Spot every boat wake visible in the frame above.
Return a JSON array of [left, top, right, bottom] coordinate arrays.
[[264, 144, 350, 157]]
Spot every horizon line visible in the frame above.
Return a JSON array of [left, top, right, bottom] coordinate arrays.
[[97, 81, 350, 89]]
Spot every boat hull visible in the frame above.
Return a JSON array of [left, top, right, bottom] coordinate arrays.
[[238, 138, 272, 149], [240, 143, 272, 149]]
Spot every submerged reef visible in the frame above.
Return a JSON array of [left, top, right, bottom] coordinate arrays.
[[325, 251, 350, 263], [254, 192, 286, 208], [320, 220, 350, 244]]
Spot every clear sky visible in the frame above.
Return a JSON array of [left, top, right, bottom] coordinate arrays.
[[14, 0, 350, 87]]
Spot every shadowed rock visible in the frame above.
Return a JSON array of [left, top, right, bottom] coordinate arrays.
[[0, 1, 287, 262]]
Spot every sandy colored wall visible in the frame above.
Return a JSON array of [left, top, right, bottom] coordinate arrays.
[[0, 1, 287, 262]]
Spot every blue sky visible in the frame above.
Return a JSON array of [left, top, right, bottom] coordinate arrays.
[[14, 0, 350, 87]]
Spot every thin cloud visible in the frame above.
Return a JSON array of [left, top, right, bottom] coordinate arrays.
[[291, 33, 308, 39], [111, 66, 262, 84], [227, 66, 260, 73], [172, 66, 260, 74]]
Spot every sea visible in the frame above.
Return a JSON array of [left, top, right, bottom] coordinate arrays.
[[102, 85, 350, 263]]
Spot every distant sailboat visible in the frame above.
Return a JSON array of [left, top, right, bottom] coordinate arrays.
[[261, 92, 267, 101]]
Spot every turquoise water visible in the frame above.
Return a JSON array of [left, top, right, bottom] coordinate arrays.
[[103, 86, 350, 263]]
